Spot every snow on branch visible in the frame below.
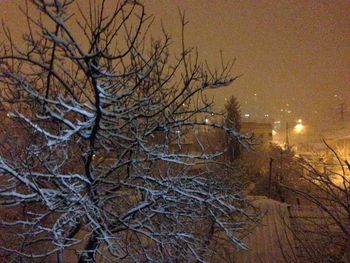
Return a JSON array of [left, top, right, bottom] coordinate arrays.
[[0, 1, 255, 262]]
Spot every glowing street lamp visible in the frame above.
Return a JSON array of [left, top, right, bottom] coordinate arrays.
[[294, 120, 304, 134]]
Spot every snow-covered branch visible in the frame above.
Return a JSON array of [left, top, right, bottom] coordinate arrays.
[[0, 1, 254, 262]]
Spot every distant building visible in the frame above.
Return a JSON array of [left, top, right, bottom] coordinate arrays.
[[168, 121, 273, 155], [241, 121, 273, 144]]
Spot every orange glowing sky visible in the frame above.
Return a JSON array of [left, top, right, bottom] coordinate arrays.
[[1, 0, 349, 129]]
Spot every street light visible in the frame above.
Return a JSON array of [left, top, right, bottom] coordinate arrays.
[[294, 123, 304, 133], [294, 119, 304, 134]]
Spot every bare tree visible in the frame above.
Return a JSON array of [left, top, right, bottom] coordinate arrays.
[[283, 140, 350, 262], [0, 1, 253, 262]]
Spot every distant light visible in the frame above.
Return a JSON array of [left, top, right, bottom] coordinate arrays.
[[297, 119, 302, 123], [244, 113, 250, 118], [205, 118, 209, 124], [280, 109, 284, 112], [287, 110, 292, 114], [274, 120, 281, 124], [264, 114, 269, 118], [254, 93, 257, 96], [294, 123, 304, 134], [175, 130, 181, 135], [272, 130, 277, 136]]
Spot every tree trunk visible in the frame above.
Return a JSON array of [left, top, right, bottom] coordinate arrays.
[[78, 233, 98, 263]]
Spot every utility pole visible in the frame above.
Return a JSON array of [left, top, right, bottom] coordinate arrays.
[[340, 102, 344, 121], [335, 101, 345, 122], [285, 122, 289, 149]]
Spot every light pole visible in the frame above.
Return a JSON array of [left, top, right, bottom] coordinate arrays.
[[285, 122, 289, 149]]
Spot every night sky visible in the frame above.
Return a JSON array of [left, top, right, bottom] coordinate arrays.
[[1, 0, 349, 129]]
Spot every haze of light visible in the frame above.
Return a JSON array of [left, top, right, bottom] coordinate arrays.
[[1, 0, 349, 130]]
